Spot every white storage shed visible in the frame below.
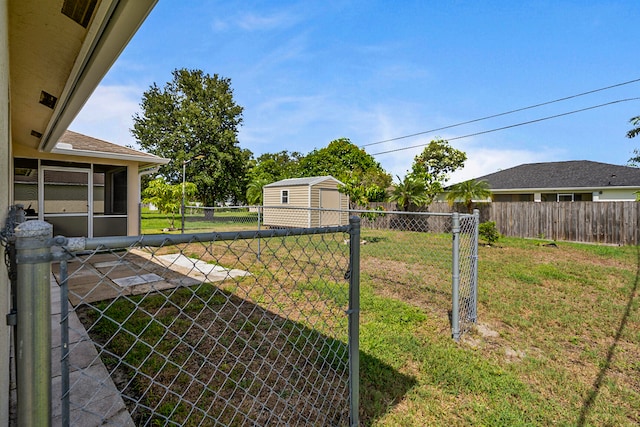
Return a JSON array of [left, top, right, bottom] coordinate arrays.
[[262, 176, 349, 227]]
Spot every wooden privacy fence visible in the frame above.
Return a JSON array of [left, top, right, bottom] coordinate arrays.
[[369, 201, 640, 245], [486, 201, 640, 245]]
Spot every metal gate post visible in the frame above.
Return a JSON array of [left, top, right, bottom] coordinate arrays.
[[451, 212, 461, 341], [348, 216, 360, 427], [471, 209, 480, 323], [257, 206, 262, 260], [59, 259, 70, 427], [14, 220, 53, 427]]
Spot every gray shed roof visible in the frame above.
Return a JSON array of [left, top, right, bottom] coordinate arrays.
[[474, 161, 640, 190], [263, 176, 343, 188]]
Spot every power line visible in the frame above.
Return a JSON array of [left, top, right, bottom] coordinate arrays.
[[361, 78, 640, 148], [370, 97, 640, 156]]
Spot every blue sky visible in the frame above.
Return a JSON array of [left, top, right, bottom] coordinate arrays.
[[71, 0, 640, 184]]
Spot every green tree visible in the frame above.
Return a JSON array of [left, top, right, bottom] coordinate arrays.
[[142, 177, 197, 229], [298, 138, 388, 181], [626, 116, 640, 166], [339, 170, 390, 209], [446, 179, 492, 213], [297, 138, 392, 206], [389, 175, 429, 211], [409, 138, 467, 203], [132, 68, 250, 206], [627, 116, 640, 139], [478, 221, 501, 245], [245, 177, 270, 206], [248, 151, 303, 183]]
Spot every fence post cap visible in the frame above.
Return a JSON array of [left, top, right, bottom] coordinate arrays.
[[14, 220, 52, 238]]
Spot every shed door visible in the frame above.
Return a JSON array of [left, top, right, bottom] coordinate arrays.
[[319, 188, 341, 226]]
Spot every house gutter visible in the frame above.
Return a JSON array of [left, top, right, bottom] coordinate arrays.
[[51, 143, 169, 165], [138, 165, 160, 201]]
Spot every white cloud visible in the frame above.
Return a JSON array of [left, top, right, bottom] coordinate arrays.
[[237, 12, 295, 31], [240, 94, 331, 148], [361, 117, 566, 185], [350, 105, 568, 184], [212, 10, 300, 32], [69, 84, 143, 147]]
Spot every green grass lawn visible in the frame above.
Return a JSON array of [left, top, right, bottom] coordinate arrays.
[[141, 208, 260, 233], [82, 220, 640, 426], [358, 236, 639, 426]]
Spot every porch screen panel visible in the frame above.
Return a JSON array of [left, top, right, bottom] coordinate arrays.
[[93, 172, 105, 214], [43, 170, 89, 214], [43, 169, 90, 237]]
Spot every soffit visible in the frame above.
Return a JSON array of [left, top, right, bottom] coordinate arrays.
[[9, 0, 91, 150], [9, 0, 157, 152]]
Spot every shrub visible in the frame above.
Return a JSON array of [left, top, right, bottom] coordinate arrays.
[[479, 221, 501, 245]]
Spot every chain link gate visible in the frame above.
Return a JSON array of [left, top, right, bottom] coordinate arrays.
[[350, 208, 479, 341], [164, 205, 480, 340], [8, 216, 360, 426]]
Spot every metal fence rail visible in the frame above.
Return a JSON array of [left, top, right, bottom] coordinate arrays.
[[11, 217, 359, 426]]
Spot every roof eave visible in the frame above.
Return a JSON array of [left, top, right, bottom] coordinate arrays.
[[490, 186, 640, 193], [38, 0, 157, 152], [51, 145, 169, 165]]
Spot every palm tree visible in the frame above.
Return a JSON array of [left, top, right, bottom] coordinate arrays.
[[627, 116, 640, 139], [627, 116, 640, 166], [246, 177, 270, 205], [390, 175, 429, 211], [446, 179, 492, 213]]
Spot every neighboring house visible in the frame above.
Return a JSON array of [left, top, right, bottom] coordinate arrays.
[[14, 130, 168, 237], [470, 161, 640, 202], [1, 0, 158, 419], [263, 176, 349, 227]]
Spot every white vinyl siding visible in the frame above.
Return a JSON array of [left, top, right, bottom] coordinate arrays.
[[262, 176, 350, 227]]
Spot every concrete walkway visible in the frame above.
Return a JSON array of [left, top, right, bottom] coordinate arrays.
[[9, 276, 134, 426], [50, 277, 134, 427]]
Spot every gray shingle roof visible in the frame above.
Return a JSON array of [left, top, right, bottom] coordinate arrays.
[[59, 130, 162, 159], [474, 161, 640, 189]]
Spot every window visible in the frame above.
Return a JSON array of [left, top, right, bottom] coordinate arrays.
[[281, 190, 289, 204], [541, 193, 593, 202]]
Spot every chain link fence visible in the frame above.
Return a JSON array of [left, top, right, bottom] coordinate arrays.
[[9, 215, 359, 426], [179, 206, 262, 234], [351, 209, 479, 339], [6, 204, 477, 426], [163, 205, 478, 339]]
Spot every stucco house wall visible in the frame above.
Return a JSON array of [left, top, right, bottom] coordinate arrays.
[[0, 4, 11, 422], [594, 188, 638, 201]]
